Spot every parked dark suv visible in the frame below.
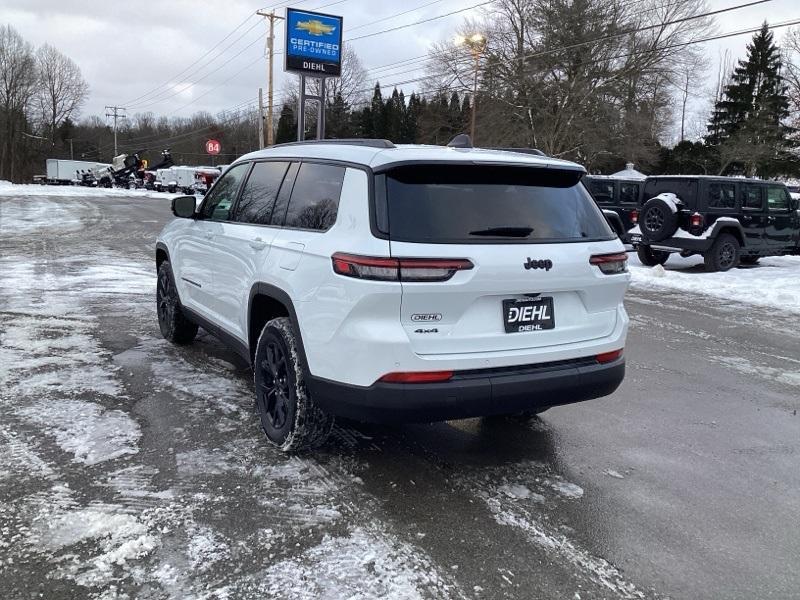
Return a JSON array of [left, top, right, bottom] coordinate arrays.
[[583, 175, 643, 243], [632, 176, 800, 271]]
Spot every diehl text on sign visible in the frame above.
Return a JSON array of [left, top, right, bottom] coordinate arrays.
[[285, 8, 343, 78]]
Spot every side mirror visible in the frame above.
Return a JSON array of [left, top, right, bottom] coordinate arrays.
[[172, 195, 196, 218]]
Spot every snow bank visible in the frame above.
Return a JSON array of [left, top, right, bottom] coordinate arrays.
[[0, 182, 181, 200], [629, 253, 800, 314]]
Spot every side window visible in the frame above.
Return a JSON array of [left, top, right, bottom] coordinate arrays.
[[708, 182, 736, 209], [200, 163, 250, 221], [767, 186, 790, 211], [233, 161, 289, 225], [742, 185, 763, 210], [269, 162, 300, 226], [283, 163, 346, 231], [589, 180, 614, 204], [619, 183, 640, 205]]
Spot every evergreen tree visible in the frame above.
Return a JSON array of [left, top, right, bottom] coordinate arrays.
[[370, 83, 386, 139], [400, 92, 421, 143], [448, 92, 464, 134], [326, 93, 352, 138], [706, 23, 795, 176], [275, 104, 295, 144], [385, 88, 404, 142]]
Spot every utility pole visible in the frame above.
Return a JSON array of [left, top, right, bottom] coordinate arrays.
[[455, 33, 486, 144], [256, 9, 284, 147], [470, 49, 480, 143], [105, 106, 126, 156], [258, 88, 265, 149]]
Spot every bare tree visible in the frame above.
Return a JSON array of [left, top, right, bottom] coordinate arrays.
[[281, 45, 369, 107], [784, 27, 800, 127], [425, 0, 714, 170], [35, 43, 89, 141], [0, 25, 38, 181]]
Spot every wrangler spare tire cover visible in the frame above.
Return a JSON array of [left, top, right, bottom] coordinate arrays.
[[640, 193, 681, 242]]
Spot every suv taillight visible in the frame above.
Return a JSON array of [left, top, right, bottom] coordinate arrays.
[[690, 212, 704, 228], [590, 252, 628, 274], [332, 253, 473, 282], [629, 209, 639, 224]]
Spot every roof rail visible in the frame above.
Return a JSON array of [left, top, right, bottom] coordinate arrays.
[[491, 147, 547, 157], [273, 139, 396, 149]]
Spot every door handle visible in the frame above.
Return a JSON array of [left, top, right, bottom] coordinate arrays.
[[741, 215, 751, 222], [767, 216, 775, 224], [249, 237, 267, 251]]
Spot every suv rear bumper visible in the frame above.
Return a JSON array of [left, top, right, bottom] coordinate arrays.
[[307, 355, 624, 423]]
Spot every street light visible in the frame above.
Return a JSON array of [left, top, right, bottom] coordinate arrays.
[[455, 33, 487, 144]]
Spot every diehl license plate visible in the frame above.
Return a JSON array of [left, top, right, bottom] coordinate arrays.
[[503, 298, 555, 333]]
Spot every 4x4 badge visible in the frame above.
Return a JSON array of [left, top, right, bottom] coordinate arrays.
[[524, 258, 553, 271]]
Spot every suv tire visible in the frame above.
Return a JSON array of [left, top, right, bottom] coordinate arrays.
[[640, 197, 679, 242], [636, 245, 670, 267], [157, 261, 199, 344], [704, 233, 740, 272], [254, 317, 334, 452]]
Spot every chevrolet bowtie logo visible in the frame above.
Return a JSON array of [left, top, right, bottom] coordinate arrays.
[[296, 19, 335, 36]]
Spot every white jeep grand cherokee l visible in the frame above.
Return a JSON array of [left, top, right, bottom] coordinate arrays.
[[156, 138, 630, 452]]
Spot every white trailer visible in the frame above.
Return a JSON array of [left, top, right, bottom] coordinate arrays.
[[45, 159, 111, 185]]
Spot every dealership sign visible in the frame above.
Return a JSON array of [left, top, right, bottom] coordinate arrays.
[[285, 8, 343, 77]]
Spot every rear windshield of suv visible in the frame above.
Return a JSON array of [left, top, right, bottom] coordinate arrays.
[[381, 165, 614, 244]]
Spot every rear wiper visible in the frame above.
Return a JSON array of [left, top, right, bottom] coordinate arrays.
[[469, 226, 534, 237]]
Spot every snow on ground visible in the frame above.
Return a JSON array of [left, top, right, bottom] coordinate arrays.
[[0, 181, 180, 200], [257, 527, 463, 600], [19, 400, 141, 465], [1, 195, 465, 598], [629, 253, 800, 315]]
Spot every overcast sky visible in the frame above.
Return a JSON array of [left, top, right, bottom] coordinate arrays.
[[1, 0, 798, 140]]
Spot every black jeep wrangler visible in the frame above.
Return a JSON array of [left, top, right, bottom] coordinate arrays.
[[583, 175, 644, 242], [632, 176, 800, 271]]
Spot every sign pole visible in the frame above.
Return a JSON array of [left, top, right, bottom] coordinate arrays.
[[297, 75, 306, 142], [317, 77, 326, 140]]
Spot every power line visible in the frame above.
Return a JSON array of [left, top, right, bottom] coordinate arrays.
[[358, 0, 778, 93], [347, 0, 450, 33], [122, 13, 259, 106], [342, 13, 800, 110], [128, 23, 265, 110]]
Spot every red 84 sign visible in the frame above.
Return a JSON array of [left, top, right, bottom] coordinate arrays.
[[205, 139, 221, 155]]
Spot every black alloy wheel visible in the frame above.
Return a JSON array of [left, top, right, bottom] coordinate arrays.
[[644, 207, 665, 235], [156, 261, 198, 344], [258, 340, 292, 432], [157, 267, 175, 327], [718, 240, 737, 269], [704, 233, 740, 272]]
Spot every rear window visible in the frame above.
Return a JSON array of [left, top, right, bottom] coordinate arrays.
[[643, 178, 697, 207], [382, 165, 614, 244]]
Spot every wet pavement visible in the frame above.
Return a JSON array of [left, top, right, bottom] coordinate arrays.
[[1, 192, 798, 599]]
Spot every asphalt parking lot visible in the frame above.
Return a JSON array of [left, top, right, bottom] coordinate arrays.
[[1, 190, 799, 600]]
